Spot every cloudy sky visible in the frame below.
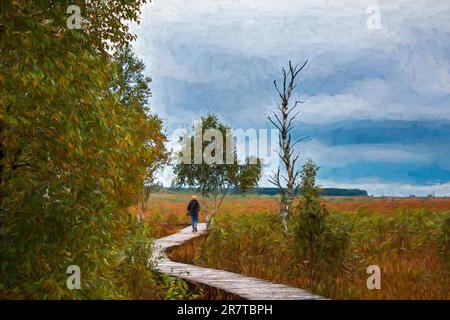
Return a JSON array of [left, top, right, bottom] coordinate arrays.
[[130, 0, 450, 196]]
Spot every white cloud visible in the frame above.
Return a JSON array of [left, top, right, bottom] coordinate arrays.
[[300, 93, 369, 124], [300, 139, 430, 165], [132, 0, 450, 194], [299, 77, 450, 123], [133, 0, 450, 58], [131, 0, 450, 125]]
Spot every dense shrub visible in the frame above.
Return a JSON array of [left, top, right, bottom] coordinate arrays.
[[290, 199, 352, 289], [289, 159, 352, 289], [0, 1, 191, 299]]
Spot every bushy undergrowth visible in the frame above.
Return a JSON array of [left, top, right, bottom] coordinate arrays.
[[290, 196, 352, 290], [110, 221, 202, 300], [1, 215, 201, 300], [196, 208, 449, 299]]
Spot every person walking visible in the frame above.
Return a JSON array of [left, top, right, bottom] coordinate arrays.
[[187, 195, 200, 232]]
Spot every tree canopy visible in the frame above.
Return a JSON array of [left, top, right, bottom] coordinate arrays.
[[173, 114, 262, 227], [0, 0, 171, 298]]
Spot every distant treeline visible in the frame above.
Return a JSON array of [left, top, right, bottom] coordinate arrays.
[[162, 186, 368, 197], [318, 188, 368, 196]]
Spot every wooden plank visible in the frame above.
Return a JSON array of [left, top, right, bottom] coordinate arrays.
[[151, 223, 326, 300]]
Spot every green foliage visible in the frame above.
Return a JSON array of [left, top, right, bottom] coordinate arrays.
[[112, 45, 152, 108], [173, 114, 262, 197], [113, 220, 199, 300], [173, 114, 262, 224], [299, 159, 320, 196], [110, 45, 168, 185], [291, 160, 352, 288], [0, 0, 179, 299]]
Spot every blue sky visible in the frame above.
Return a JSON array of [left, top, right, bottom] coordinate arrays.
[[130, 0, 450, 196]]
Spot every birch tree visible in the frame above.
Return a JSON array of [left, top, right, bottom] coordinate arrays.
[[173, 114, 262, 228], [268, 60, 308, 230]]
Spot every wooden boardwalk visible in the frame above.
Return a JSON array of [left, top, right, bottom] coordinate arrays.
[[151, 223, 325, 300]]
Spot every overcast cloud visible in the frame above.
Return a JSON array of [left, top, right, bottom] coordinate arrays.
[[130, 0, 450, 195]]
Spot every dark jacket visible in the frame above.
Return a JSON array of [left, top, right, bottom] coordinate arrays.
[[187, 199, 200, 215]]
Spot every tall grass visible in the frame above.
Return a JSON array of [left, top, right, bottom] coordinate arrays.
[[193, 208, 449, 299]]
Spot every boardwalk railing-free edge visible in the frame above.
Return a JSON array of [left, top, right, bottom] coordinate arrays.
[[151, 223, 326, 300]]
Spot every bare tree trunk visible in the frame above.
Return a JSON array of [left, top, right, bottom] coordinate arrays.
[[200, 191, 227, 230], [137, 189, 150, 223], [136, 192, 143, 223], [198, 195, 211, 228], [268, 60, 308, 230], [280, 202, 289, 230]]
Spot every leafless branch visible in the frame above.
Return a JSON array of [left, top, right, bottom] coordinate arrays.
[[266, 59, 308, 229]]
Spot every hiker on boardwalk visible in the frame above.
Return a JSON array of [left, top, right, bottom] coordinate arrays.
[[187, 195, 200, 232]]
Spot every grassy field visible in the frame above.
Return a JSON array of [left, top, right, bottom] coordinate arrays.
[[139, 193, 450, 299]]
